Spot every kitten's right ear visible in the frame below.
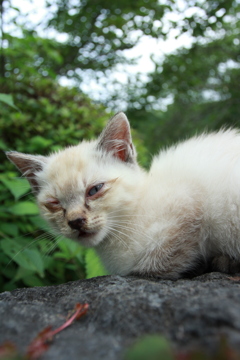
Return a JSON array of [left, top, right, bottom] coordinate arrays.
[[97, 112, 136, 164], [6, 151, 47, 194]]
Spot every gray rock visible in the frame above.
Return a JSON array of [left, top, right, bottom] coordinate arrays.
[[1, 272, 240, 359]]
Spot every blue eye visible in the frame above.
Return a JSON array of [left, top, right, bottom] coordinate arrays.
[[88, 183, 104, 197]]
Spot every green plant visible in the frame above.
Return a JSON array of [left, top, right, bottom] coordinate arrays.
[[125, 335, 240, 360], [0, 78, 110, 291]]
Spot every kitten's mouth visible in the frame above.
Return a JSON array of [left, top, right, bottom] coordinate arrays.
[[78, 230, 97, 239]]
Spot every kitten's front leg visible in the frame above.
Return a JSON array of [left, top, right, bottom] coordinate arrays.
[[130, 237, 202, 280], [130, 202, 205, 280], [210, 255, 240, 274]]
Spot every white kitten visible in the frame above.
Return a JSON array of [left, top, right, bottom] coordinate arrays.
[[6, 112, 240, 279]]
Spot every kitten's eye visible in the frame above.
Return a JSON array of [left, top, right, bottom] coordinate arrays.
[[44, 198, 62, 212], [87, 183, 104, 197]]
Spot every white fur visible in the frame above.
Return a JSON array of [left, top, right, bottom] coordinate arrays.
[[97, 128, 240, 277]]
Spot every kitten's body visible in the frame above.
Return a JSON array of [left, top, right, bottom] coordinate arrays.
[[7, 113, 240, 279]]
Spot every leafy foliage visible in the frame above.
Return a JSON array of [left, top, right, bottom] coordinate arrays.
[[125, 335, 240, 360], [127, 1, 240, 154], [1, 0, 172, 84], [125, 335, 172, 360], [0, 94, 19, 110], [0, 77, 110, 292], [45, 0, 171, 78], [2, 30, 63, 80], [0, 77, 108, 155]]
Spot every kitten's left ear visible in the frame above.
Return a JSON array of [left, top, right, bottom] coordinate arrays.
[[97, 112, 136, 164], [6, 151, 48, 194]]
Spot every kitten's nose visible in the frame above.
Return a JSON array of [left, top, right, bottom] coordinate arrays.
[[68, 217, 86, 231]]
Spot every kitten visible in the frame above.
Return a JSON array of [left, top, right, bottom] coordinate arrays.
[[6, 112, 240, 279]]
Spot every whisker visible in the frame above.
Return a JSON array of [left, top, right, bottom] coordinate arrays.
[[105, 224, 144, 253], [107, 226, 129, 249], [104, 226, 132, 252], [109, 221, 144, 239], [108, 208, 150, 219], [17, 191, 35, 200], [4, 236, 47, 270], [108, 213, 150, 219], [41, 235, 62, 260]]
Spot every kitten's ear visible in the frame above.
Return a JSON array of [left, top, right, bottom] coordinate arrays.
[[97, 112, 136, 164], [6, 151, 48, 194]]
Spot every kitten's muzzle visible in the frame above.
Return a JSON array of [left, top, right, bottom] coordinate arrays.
[[68, 217, 87, 231]]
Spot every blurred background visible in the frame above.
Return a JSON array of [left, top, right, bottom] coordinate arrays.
[[0, 0, 239, 291]]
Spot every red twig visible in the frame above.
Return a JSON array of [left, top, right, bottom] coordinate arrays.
[[26, 303, 89, 360]]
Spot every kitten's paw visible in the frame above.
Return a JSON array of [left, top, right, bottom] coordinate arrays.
[[211, 255, 240, 274]]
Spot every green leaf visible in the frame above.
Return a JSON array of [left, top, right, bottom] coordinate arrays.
[[124, 335, 173, 360], [1, 238, 44, 276], [1, 238, 23, 258], [3, 281, 18, 292], [0, 93, 19, 110], [85, 248, 108, 278], [22, 275, 46, 287], [1, 268, 17, 280], [14, 267, 34, 281], [9, 201, 39, 215], [11, 6, 20, 12], [0, 222, 19, 237], [14, 268, 46, 286], [0, 139, 8, 150], [29, 215, 53, 232], [22, 249, 45, 276], [57, 238, 83, 259], [0, 177, 31, 200], [29, 135, 53, 150]]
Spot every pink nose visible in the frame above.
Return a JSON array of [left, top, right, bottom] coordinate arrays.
[[68, 217, 86, 231]]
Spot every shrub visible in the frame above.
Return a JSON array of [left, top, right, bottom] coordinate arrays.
[[0, 77, 109, 291]]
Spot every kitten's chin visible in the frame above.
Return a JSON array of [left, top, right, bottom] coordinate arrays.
[[76, 228, 106, 247]]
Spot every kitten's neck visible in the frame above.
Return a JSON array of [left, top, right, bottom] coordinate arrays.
[[96, 169, 148, 275]]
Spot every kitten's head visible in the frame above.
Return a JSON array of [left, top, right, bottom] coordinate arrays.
[[6, 112, 142, 247]]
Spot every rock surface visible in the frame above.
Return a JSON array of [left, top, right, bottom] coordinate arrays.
[[1, 272, 240, 359]]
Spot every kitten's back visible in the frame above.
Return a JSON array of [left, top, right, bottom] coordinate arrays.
[[150, 129, 240, 185], [147, 129, 240, 255]]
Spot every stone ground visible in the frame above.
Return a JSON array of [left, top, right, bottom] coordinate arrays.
[[1, 272, 240, 359]]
